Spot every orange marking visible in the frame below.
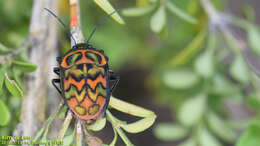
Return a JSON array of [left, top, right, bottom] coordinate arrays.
[[64, 76, 85, 91], [75, 95, 106, 120], [87, 50, 107, 65], [61, 49, 108, 68], [70, 3, 78, 27], [87, 74, 106, 90], [67, 98, 78, 110]]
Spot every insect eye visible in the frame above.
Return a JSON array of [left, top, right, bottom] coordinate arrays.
[[85, 52, 102, 65], [66, 52, 82, 66]]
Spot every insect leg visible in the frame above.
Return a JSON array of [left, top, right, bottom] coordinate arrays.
[[109, 70, 120, 93], [52, 79, 62, 94], [53, 67, 60, 75]]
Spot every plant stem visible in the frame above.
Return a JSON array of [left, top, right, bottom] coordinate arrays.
[[58, 111, 73, 140], [76, 120, 83, 146], [0, 40, 29, 63], [200, 0, 222, 26], [70, 0, 85, 46], [33, 103, 64, 142], [106, 110, 134, 146], [199, 0, 241, 55]]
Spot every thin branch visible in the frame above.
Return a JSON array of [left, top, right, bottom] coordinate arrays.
[[200, 0, 260, 78], [200, 0, 223, 26], [200, 0, 240, 53], [58, 111, 73, 140], [76, 120, 83, 146], [70, 0, 85, 45], [0, 40, 30, 63]]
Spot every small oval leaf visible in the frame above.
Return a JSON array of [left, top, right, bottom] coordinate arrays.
[[211, 74, 239, 96], [4, 73, 23, 98], [63, 130, 75, 145], [154, 123, 188, 141], [199, 126, 222, 146], [150, 6, 166, 33], [12, 60, 37, 72], [230, 56, 250, 84], [0, 99, 11, 126], [0, 43, 11, 54], [165, 1, 197, 24], [0, 65, 7, 95], [94, 0, 125, 24], [178, 139, 196, 146], [87, 117, 106, 131], [122, 5, 156, 17], [207, 112, 235, 142], [121, 115, 156, 133], [178, 94, 206, 126], [194, 50, 214, 78], [163, 69, 199, 89], [248, 24, 260, 56]]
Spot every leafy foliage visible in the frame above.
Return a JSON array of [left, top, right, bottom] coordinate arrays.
[[1, 0, 260, 145]]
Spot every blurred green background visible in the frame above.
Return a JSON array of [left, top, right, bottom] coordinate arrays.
[[1, 0, 260, 145]]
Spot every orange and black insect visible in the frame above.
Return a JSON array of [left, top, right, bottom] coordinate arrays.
[[45, 8, 119, 123]]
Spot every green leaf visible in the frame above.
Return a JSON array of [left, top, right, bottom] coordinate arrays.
[[170, 29, 206, 66], [236, 124, 260, 146], [4, 73, 23, 98], [12, 60, 37, 72], [194, 50, 214, 78], [178, 139, 196, 146], [122, 5, 156, 17], [109, 128, 118, 146], [230, 56, 250, 84], [149, 0, 157, 3], [247, 24, 260, 56], [210, 74, 239, 96], [163, 69, 199, 89], [87, 117, 106, 131], [247, 95, 260, 110], [165, 0, 197, 24], [109, 96, 155, 118], [207, 112, 235, 142], [0, 65, 8, 95], [63, 130, 75, 145], [106, 110, 134, 146], [154, 123, 188, 141], [199, 126, 222, 146], [242, 5, 255, 22], [0, 42, 11, 54], [121, 115, 156, 133], [94, 0, 125, 24], [0, 99, 11, 126], [178, 94, 206, 127], [150, 6, 166, 33]]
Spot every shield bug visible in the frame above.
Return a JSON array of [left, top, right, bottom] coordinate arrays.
[[45, 8, 120, 123]]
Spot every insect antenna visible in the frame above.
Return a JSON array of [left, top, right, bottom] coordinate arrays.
[[43, 8, 77, 45], [86, 9, 120, 45]]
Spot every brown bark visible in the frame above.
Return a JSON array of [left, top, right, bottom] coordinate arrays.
[[20, 0, 58, 137]]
